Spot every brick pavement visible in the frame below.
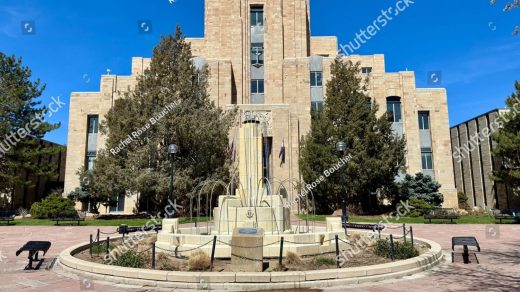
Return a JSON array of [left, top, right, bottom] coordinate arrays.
[[0, 224, 518, 291]]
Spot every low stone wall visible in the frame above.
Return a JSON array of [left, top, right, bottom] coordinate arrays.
[[58, 236, 443, 290]]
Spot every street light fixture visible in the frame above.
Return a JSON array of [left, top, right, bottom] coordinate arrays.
[[336, 141, 347, 225], [168, 144, 178, 218]]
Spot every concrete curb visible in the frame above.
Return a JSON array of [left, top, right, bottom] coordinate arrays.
[[58, 236, 443, 290]]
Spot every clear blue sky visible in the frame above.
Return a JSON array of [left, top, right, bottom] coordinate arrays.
[[1, 0, 519, 146]]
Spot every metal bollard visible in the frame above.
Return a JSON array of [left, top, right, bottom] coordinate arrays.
[[279, 237, 284, 266], [378, 225, 381, 239], [151, 242, 156, 269], [390, 234, 395, 261], [210, 236, 217, 271], [335, 235, 340, 268], [96, 229, 100, 242], [403, 224, 407, 243]]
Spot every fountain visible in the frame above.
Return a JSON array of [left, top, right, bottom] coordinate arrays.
[[156, 113, 348, 259]]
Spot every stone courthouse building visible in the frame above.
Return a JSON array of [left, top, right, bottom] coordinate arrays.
[[65, 0, 458, 213]]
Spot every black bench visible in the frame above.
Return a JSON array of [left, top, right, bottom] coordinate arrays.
[[424, 208, 460, 223], [343, 222, 385, 231], [0, 210, 15, 225], [452, 236, 480, 264], [494, 214, 518, 224], [54, 217, 85, 226], [117, 224, 162, 235], [16, 241, 52, 270]]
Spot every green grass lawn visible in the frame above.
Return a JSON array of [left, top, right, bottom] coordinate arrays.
[[298, 214, 499, 224], [6, 216, 211, 226]]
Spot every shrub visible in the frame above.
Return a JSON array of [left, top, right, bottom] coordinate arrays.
[[313, 257, 336, 266], [157, 253, 178, 271], [188, 250, 211, 271], [284, 251, 302, 265], [111, 250, 146, 268], [457, 192, 470, 211], [373, 239, 419, 260], [407, 198, 434, 217], [30, 194, 77, 219]]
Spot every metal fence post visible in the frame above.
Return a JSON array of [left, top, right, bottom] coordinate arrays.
[[151, 242, 156, 269], [403, 224, 407, 243], [96, 229, 100, 242], [378, 225, 381, 239], [335, 235, 340, 268], [390, 234, 395, 261], [410, 226, 414, 246], [279, 237, 284, 266], [89, 234, 93, 257], [210, 236, 217, 271]]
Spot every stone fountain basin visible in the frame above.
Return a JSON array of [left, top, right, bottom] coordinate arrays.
[[58, 232, 444, 290]]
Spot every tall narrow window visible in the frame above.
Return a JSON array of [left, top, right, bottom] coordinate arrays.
[[421, 147, 433, 170], [86, 115, 99, 170], [310, 71, 323, 87], [251, 44, 264, 67], [418, 111, 430, 130], [88, 116, 99, 134], [251, 79, 264, 94], [251, 7, 264, 26], [386, 96, 402, 123]]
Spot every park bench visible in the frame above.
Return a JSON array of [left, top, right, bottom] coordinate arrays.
[[54, 214, 85, 226], [452, 236, 480, 264], [117, 224, 162, 235], [344, 222, 384, 231], [424, 208, 460, 223], [16, 241, 52, 270], [493, 209, 519, 224], [0, 210, 15, 225]]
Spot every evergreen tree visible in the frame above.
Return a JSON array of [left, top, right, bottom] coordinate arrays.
[[84, 27, 234, 211], [397, 172, 443, 206], [0, 53, 61, 207], [491, 81, 520, 197], [300, 59, 406, 214]]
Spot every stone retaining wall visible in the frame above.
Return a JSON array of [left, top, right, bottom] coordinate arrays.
[[58, 236, 443, 290]]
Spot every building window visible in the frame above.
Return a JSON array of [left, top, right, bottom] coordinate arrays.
[[251, 44, 264, 66], [251, 79, 264, 94], [421, 147, 433, 170], [310, 71, 323, 87], [365, 97, 372, 109], [86, 151, 96, 170], [386, 96, 402, 123], [361, 67, 373, 74], [311, 101, 324, 112], [251, 7, 264, 26], [418, 111, 430, 130], [88, 115, 99, 134]]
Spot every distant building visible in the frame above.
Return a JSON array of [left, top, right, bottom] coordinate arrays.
[[4, 139, 67, 210], [65, 0, 458, 214], [450, 109, 520, 210]]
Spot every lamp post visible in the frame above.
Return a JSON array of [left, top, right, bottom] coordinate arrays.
[[168, 144, 178, 218], [336, 141, 347, 224]]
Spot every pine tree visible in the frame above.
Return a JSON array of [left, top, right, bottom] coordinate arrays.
[[0, 53, 61, 207], [491, 81, 520, 197], [300, 58, 406, 214], [84, 27, 234, 211]]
